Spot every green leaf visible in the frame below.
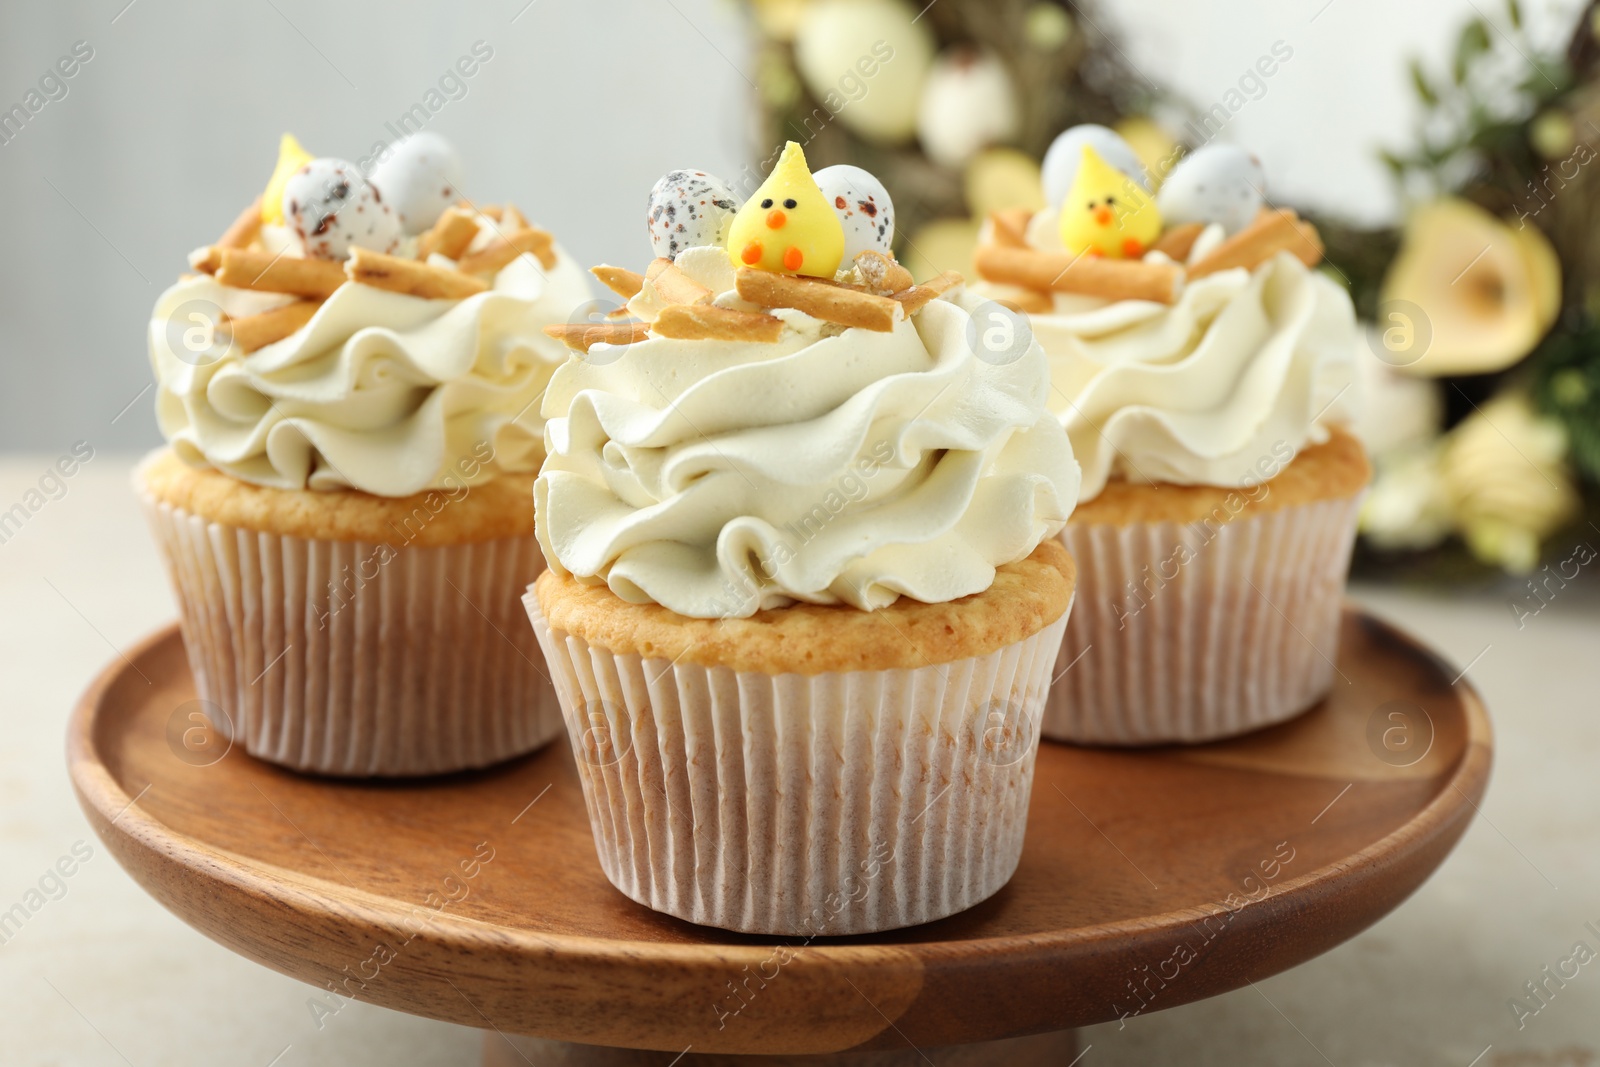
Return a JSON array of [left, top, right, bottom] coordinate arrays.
[[1532, 325, 1600, 484], [1379, 149, 1409, 177], [1507, 0, 1523, 30], [1454, 19, 1492, 84], [1411, 59, 1439, 105]]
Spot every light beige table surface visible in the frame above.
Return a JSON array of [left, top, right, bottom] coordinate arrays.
[[2, 457, 1596, 1066]]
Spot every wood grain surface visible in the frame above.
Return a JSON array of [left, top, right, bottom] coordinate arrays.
[[67, 609, 1490, 1057]]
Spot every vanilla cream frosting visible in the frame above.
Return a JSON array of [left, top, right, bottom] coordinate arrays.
[[149, 243, 591, 496], [1014, 215, 1358, 502], [536, 256, 1080, 619]]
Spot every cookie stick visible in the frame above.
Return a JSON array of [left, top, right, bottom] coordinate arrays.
[[346, 248, 489, 300], [457, 227, 557, 273], [220, 300, 320, 352], [543, 322, 652, 352], [215, 248, 347, 299]]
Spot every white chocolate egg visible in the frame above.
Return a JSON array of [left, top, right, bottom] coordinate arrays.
[[368, 132, 464, 235], [1041, 125, 1148, 207], [647, 170, 741, 259], [282, 158, 400, 260], [916, 48, 1019, 169], [813, 164, 895, 262], [1156, 144, 1266, 236]]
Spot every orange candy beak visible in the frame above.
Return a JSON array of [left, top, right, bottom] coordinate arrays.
[[1094, 206, 1115, 227], [765, 209, 787, 229]]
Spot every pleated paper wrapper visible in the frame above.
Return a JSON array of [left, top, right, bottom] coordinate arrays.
[[1045, 495, 1363, 745], [525, 591, 1070, 936], [142, 496, 565, 777]]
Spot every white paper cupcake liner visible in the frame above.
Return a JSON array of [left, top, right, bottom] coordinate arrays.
[[1044, 495, 1363, 746], [142, 495, 564, 776], [525, 592, 1071, 936]]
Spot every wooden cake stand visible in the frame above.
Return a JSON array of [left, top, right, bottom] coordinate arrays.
[[68, 608, 1489, 1065]]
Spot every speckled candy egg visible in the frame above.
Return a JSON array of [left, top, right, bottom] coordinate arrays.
[[1041, 125, 1148, 208], [368, 132, 464, 235], [283, 158, 400, 260], [647, 170, 741, 259], [813, 164, 894, 262], [1157, 144, 1267, 236]]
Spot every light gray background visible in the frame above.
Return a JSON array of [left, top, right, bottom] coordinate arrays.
[[4, 3, 1599, 1066], [0, 0, 1583, 453]]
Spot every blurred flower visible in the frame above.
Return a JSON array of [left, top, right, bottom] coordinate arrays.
[[1024, 3, 1073, 50], [794, 0, 933, 144], [902, 218, 981, 282], [1440, 392, 1579, 573], [964, 147, 1046, 217], [1113, 117, 1179, 191], [1380, 198, 1561, 376], [1360, 443, 1454, 552], [917, 48, 1020, 169]]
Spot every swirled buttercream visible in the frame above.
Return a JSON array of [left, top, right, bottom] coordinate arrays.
[[149, 246, 591, 496], [536, 276, 1080, 618], [1025, 233, 1358, 502]]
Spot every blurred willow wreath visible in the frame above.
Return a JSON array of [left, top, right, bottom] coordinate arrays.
[[740, 0, 1600, 579]]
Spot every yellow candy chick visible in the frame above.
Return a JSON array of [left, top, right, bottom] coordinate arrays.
[[260, 133, 314, 226], [726, 141, 844, 278], [1057, 145, 1162, 259]]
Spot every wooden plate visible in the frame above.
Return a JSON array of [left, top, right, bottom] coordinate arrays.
[[68, 609, 1489, 1058]]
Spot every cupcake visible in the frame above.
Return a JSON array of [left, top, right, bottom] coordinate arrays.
[[526, 144, 1081, 935], [141, 133, 590, 776], [975, 134, 1369, 745]]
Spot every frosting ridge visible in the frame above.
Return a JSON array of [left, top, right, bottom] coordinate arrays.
[[536, 281, 1079, 618], [1028, 250, 1358, 501], [150, 249, 591, 496]]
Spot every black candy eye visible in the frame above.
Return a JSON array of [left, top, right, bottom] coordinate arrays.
[[782, 198, 797, 209], [1106, 196, 1116, 205], [760, 198, 773, 208]]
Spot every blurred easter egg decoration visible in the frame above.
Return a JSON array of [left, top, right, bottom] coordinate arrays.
[[1113, 117, 1179, 190], [1023, 2, 1074, 50], [1379, 198, 1561, 377], [916, 47, 1020, 169], [901, 217, 981, 283], [794, 0, 934, 145], [1529, 109, 1576, 160], [964, 148, 1046, 219]]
